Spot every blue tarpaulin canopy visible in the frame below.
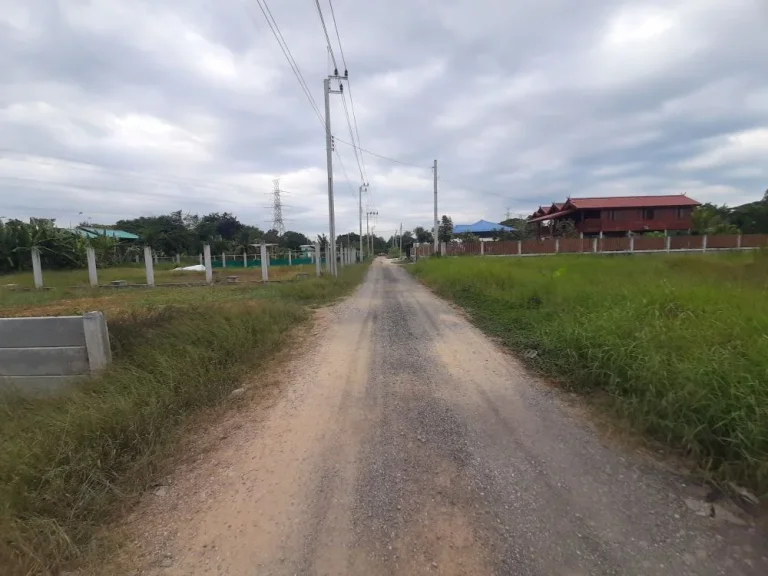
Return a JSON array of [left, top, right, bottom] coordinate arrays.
[[452, 220, 516, 234]]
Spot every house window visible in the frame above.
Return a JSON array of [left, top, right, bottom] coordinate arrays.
[[675, 207, 689, 219], [606, 210, 618, 221], [643, 208, 655, 220]]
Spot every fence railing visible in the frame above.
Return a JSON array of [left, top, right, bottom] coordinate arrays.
[[413, 234, 768, 259]]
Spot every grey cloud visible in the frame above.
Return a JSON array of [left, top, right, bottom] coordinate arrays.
[[1, 0, 766, 236]]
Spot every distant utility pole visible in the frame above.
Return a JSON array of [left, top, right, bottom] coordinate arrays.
[[433, 159, 438, 253], [359, 183, 367, 261], [399, 222, 403, 257], [324, 70, 346, 277], [272, 179, 285, 235], [366, 210, 377, 255]]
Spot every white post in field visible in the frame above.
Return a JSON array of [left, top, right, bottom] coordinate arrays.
[[629, 235, 634, 253], [480, 242, 484, 256], [243, 251, 248, 268], [203, 244, 213, 284], [517, 240, 522, 256], [175, 254, 181, 265], [260, 242, 268, 282], [288, 251, 292, 266], [144, 246, 155, 287], [199, 253, 203, 265], [315, 243, 321, 276], [153, 252, 158, 265], [221, 252, 226, 268], [83, 311, 111, 371], [555, 238, 560, 254], [666, 236, 671, 252], [86, 246, 98, 287], [737, 234, 742, 249], [592, 238, 598, 253], [440, 242, 446, 256], [31, 247, 43, 288], [702, 235, 708, 253], [339, 246, 345, 268]]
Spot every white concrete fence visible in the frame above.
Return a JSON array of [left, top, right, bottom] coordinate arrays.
[[0, 311, 111, 394], [24, 242, 341, 289]]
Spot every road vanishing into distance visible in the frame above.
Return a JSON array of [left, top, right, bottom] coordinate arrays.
[[127, 259, 767, 576]]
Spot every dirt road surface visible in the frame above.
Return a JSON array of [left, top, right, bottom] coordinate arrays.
[[124, 259, 767, 576]]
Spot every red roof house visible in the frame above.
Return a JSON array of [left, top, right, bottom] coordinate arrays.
[[528, 194, 700, 236]]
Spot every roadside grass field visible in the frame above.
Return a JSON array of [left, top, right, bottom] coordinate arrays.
[[410, 252, 768, 494], [0, 264, 367, 575]]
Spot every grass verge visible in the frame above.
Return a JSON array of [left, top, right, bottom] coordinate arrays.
[[409, 253, 768, 494], [0, 264, 368, 574]]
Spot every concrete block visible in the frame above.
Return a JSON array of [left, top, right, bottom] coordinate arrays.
[[0, 316, 85, 348]]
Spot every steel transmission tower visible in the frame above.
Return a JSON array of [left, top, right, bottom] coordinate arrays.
[[272, 179, 285, 235]]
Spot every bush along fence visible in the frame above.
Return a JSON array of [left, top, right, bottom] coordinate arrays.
[[412, 233, 768, 259], [16, 242, 351, 289]]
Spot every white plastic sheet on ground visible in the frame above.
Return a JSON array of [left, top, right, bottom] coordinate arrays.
[[173, 264, 206, 271]]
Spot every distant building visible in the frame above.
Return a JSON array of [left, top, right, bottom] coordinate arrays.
[[73, 226, 140, 241], [528, 195, 700, 237], [452, 219, 516, 239]]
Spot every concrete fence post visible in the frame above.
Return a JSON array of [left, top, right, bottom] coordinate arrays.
[[555, 238, 560, 254], [288, 251, 292, 266], [86, 246, 98, 287], [579, 232, 584, 239], [153, 252, 158, 265], [221, 252, 226, 268], [31, 247, 43, 288], [517, 240, 522, 256], [135, 254, 140, 264], [665, 236, 671, 252], [480, 242, 484, 256], [737, 234, 742, 249], [82, 311, 111, 372], [629, 235, 634, 253], [203, 244, 213, 284], [243, 251, 248, 268], [440, 242, 446, 256], [315, 243, 321, 276], [144, 246, 155, 287], [199, 253, 203, 265], [592, 238, 598, 253], [702, 234, 708, 253], [175, 254, 181, 265], [260, 242, 269, 282]]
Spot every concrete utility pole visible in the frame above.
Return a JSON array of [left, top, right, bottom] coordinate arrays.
[[323, 71, 348, 276], [359, 183, 367, 262], [367, 210, 378, 256], [433, 159, 439, 253], [399, 222, 403, 258]]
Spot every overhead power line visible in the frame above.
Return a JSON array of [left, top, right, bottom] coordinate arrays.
[[326, 0, 368, 183], [246, 0, 325, 130], [333, 138, 429, 170], [313, 0, 339, 72]]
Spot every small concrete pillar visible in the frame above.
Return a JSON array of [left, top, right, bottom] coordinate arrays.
[[83, 311, 111, 372], [480, 242, 484, 256], [31, 247, 43, 288], [153, 252, 158, 265], [339, 247, 345, 268], [737, 234, 742, 249], [203, 244, 213, 284], [315, 243, 321, 276], [665, 236, 671, 252], [517, 240, 522, 256], [199, 253, 203, 265], [555, 238, 560, 253], [260, 242, 268, 282], [86, 246, 98, 287], [144, 246, 155, 287], [440, 242, 446, 256], [702, 235, 708, 252], [629, 235, 634, 253], [175, 254, 181, 265], [222, 253, 226, 268], [592, 238, 598, 253], [579, 232, 584, 239], [243, 251, 248, 268], [288, 251, 292, 266]]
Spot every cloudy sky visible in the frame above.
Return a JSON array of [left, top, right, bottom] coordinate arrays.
[[1, 0, 767, 237]]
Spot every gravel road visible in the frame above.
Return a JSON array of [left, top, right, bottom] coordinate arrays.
[[128, 258, 767, 576]]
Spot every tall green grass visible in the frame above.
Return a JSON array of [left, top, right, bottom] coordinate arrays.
[[410, 253, 768, 493], [0, 264, 368, 574]]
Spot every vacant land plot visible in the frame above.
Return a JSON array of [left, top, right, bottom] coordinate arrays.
[[0, 264, 367, 575], [0, 262, 314, 289], [410, 252, 768, 493]]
